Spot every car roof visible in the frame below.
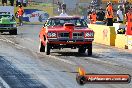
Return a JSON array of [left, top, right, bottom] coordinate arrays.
[[49, 16, 81, 19]]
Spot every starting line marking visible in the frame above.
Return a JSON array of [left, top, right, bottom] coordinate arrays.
[[0, 77, 10, 88]]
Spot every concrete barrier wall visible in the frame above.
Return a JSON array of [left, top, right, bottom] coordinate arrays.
[[88, 24, 116, 46], [88, 24, 132, 50], [115, 34, 127, 49], [127, 35, 132, 49], [115, 35, 132, 49]]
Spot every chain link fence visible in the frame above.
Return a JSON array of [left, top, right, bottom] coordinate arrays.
[[0, 0, 94, 16]]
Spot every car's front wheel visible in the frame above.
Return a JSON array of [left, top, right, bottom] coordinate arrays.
[[87, 44, 92, 56], [78, 46, 86, 54], [9, 29, 17, 35], [45, 42, 50, 55]]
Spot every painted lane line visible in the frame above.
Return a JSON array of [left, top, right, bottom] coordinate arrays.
[[0, 77, 11, 88], [0, 38, 26, 49]]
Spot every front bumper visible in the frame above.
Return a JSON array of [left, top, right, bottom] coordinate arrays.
[[48, 38, 94, 44]]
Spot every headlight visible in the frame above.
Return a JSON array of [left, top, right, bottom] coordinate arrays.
[[48, 32, 57, 37], [13, 24, 17, 27], [85, 32, 94, 37]]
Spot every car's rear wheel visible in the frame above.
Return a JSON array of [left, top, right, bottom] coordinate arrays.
[[78, 46, 86, 53], [45, 42, 50, 55], [87, 44, 92, 56], [39, 42, 45, 52], [9, 29, 17, 35]]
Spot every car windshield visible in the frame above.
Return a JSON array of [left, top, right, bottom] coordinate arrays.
[[46, 18, 88, 27], [0, 15, 10, 19], [0, 15, 15, 21]]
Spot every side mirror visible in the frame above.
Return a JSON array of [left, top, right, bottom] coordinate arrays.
[[43, 23, 46, 28], [43, 22, 47, 28]]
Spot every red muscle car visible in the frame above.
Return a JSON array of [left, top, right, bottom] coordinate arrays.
[[39, 16, 94, 55]]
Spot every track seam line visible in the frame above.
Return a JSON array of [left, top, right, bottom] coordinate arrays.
[[87, 57, 118, 66], [0, 77, 10, 88]]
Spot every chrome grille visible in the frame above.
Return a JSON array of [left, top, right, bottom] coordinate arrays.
[[73, 32, 84, 39], [59, 32, 69, 38], [0, 24, 13, 27]]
